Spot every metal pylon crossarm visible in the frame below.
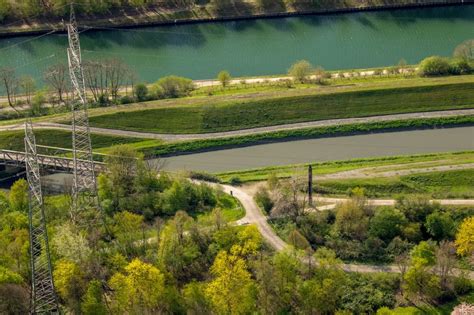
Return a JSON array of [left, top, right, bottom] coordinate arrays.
[[24, 120, 59, 314]]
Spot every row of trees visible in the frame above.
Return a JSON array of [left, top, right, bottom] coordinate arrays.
[[0, 58, 137, 115], [0, 0, 199, 22]]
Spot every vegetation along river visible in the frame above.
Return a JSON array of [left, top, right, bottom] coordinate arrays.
[[0, 5, 473, 83], [158, 127, 474, 173]]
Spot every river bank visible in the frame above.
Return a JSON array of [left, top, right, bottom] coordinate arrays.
[[0, 1, 470, 37]]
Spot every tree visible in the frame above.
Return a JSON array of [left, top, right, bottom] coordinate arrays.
[[205, 250, 256, 314], [299, 248, 347, 314], [273, 249, 303, 311], [271, 173, 307, 222], [333, 199, 370, 241], [53, 259, 87, 313], [425, 211, 454, 241], [0, 0, 10, 22], [288, 229, 311, 250], [453, 39, 474, 61], [51, 222, 92, 264], [8, 179, 28, 213], [369, 207, 406, 242], [0, 284, 29, 315], [158, 211, 208, 283], [134, 83, 148, 102], [113, 211, 144, 257], [109, 259, 165, 313], [43, 63, 69, 104], [0, 68, 18, 109], [403, 256, 441, 304], [288, 60, 312, 83], [19, 76, 35, 106], [418, 56, 450, 76], [81, 280, 107, 315], [31, 89, 46, 116], [183, 281, 211, 315], [396, 195, 438, 223], [101, 145, 142, 212], [455, 216, 474, 257], [217, 70, 231, 88], [435, 241, 456, 290], [106, 58, 129, 101]]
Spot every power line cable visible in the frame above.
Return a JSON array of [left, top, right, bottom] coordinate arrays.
[[0, 30, 58, 52]]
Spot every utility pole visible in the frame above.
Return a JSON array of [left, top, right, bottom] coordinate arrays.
[[24, 119, 59, 314], [308, 165, 313, 207], [66, 4, 100, 224]]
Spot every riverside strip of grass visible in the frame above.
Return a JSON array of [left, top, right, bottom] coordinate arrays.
[[87, 82, 474, 134], [134, 116, 474, 157], [216, 151, 474, 183], [0, 129, 145, 152], [315, 169, 474, 199]]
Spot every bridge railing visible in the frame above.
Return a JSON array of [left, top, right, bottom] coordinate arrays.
[[0, 149, 106, 173]]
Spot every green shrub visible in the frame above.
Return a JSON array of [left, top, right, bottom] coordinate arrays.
[[255, 187, 274, 214], [120, 95, 134, 105], [419, 56, 450, 76], [217, 70, 231, 88], [229, 176, 242, 186], [134, 83, 148, 102], [453, 274, 472, 295], [188, 171, 220, 183], [288, 60, 312, 82], [153, 76, 194, 98], [449, 58, 472, 75]]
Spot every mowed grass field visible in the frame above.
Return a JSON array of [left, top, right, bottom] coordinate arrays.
[[0, 130, 145, 152], [87, 82, 474, 134]]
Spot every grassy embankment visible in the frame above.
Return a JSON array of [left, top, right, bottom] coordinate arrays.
[[0, 129, 147, 152], [85, 82, 474, 134], [216, 151, 474, 183], [316, 169, 474, 199]]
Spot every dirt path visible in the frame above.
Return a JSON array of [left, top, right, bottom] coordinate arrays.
[[1, 109, 473, 141], [319, 163, 474, 180]]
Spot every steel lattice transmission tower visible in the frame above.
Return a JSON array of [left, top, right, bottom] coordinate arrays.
[[24, 119, 59, 314], [66, 5, 99, 222]]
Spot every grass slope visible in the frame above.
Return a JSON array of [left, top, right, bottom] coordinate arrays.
[[316, 169, 474, 199], [0, 129, 144, 152], [87, 82, 474, 134], [216, 151, 474, 183]]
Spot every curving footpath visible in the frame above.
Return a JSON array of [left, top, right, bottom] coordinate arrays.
[[214, 183, 474, 278], [1, 109, 473, 141]]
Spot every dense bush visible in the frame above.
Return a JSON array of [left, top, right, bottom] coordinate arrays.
[[448, 58, 472, 75], [133, 83, 149, 102], [255, 187, 274, 214], [188, 171, 221, 183], [418, 56, 450, 76], [152, 76, 194, 98]]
